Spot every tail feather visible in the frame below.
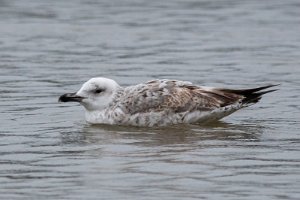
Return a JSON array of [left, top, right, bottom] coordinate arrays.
[[241, 89, 278, 104], [220, 84, 279, 105]]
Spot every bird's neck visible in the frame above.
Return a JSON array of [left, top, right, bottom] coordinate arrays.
[[85, 109, 111, 124], [85, 87, 125, 124]]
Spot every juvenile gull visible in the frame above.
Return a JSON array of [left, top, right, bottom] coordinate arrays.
[[59, 77, 278, 127]]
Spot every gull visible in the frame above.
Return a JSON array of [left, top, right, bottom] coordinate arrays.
[[59, 77, 278, 127]]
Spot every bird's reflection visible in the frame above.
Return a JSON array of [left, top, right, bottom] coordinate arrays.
[[60, 120, 264, 147]]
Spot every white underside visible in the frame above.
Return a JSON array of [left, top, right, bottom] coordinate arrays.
[[85, 103, 242, 127]]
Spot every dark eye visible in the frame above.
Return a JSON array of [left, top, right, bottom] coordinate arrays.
[[94, 89, 104, 94]]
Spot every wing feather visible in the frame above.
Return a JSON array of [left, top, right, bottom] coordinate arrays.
[[119, 80, 243, 114]]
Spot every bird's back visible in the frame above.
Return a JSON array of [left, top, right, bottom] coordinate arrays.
[[109, 79, 267, 126]]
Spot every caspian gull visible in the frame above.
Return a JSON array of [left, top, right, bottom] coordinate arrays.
[[59, 77, 278, 127]]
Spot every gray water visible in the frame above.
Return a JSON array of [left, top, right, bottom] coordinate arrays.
[[0, 0, 300, 199]]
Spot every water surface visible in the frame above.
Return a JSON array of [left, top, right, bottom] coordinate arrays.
[[0, 0, 300, 199]]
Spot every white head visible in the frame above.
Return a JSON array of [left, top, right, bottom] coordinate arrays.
[[59, 77, 120, 111]]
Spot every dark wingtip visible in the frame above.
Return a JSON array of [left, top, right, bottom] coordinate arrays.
[[220, 84, 279, 105], [255, 89, 278, 95], [241, 84, 280, 94], [241, 86, 279, 104]]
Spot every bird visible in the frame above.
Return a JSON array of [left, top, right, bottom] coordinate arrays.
[[58, 77, 278, 127]]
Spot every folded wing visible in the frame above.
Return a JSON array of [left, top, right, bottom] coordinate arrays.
[[119, 80, 277, 115]]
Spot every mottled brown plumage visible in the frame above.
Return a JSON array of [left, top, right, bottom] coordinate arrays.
[[118, 79, 245, 115], [59, 77, 278, 126]]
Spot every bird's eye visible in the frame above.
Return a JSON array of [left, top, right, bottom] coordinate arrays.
[[94, 89, 104, 94]]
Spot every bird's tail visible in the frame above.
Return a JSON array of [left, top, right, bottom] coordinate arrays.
[[220, 84, 279, 105]]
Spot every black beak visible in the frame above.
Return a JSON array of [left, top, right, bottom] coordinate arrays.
[[58, 93, 84, 102]]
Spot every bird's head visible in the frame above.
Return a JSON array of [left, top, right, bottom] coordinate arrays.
[[59, 77, 120, 111]]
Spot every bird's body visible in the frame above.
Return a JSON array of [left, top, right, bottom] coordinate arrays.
[[59, 78, 277, 127]]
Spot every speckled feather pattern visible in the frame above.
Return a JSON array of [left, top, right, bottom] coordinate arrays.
[[85, 79, 245, 127]]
